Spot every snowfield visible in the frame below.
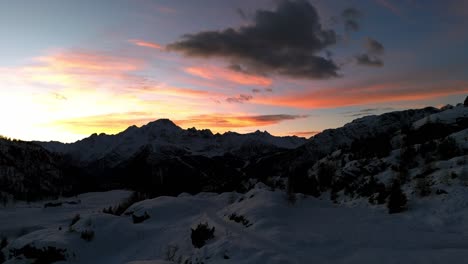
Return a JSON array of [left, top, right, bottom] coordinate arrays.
[[2, 185, 468, 264]]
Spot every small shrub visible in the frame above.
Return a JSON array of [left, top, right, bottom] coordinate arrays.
[[102, 191, 147, 216], [43, 202, 62, 208], [387, 180, 408, 214], [0, 236, 7, 263], [9, 244, 66, 264], [80, 230, 95, 242], [69, 214, 80, 227], [0, 237, 7, 249], [228, 213, 251, 227], [132, 212, 150, 224], [438, 137, 461, 160], [191, 223, 215, 248], [415, 177, 432, 197], [164, 244, 179, 262]]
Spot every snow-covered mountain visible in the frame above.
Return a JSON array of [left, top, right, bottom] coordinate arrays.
[[38, 119, 307, 166]]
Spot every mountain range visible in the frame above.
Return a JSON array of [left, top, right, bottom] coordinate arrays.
[[1, 101, 467, 204]]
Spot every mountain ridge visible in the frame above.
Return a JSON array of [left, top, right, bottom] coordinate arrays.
[[1, 102, 467, 202]]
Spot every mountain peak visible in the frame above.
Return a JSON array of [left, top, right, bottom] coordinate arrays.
[[144, 119, 180, 129]]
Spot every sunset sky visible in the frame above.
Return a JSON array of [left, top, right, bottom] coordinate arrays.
[[0, 0, 467, 142]]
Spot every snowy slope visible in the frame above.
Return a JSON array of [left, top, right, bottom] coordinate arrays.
[[3, 185, 468, 264], [413, 104, 468, 129], [305, 107, 439, 156]]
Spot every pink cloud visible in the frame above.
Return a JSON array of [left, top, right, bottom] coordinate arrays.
[[129, 39, 164, 50], [184, 66, 273, 87], [253, 81, 468, 109]]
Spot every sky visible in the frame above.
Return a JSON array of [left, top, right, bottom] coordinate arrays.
[[0, 0, 467, 142]]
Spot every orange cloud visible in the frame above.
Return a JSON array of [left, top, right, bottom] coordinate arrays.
[[52, 112, 158, 135], [36, 51, 143, 73], [176, 114, 307, 130], [129, 39, 164, 50], [127, 84, 224, 100], [184, 66, 273, 87], [253, 82, 468, 109]]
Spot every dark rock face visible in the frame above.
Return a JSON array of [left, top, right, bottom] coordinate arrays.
[[0, 139, 68, 201], [464, 96, 468, 107]]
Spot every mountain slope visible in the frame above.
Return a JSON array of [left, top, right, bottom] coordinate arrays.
[[0, 138, 66, 201]]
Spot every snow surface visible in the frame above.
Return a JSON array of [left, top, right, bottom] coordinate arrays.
[[2, 185, 468, 264], [413, 104, 468, 129]]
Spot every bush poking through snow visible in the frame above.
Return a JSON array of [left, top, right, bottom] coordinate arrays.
[[228, 213, 252, 227], [191, 223, 215, 248], [164, 244, 179, 262], [43, 202, 62, 208], [132, 212, 150, 224], [387, 180, 408, 214], [0, 237, 7, 263], [437, 137, 461, 160], [9, 244, 66, 264], [80, 230, 95, 242], [0, 237, 7, 249], [102, 191, 148, 216], [69, 214, 80, 227], [415, 177, 432, 197]]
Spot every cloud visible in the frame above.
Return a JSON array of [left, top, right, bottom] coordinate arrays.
[[365, 37, 385, 55], [184, 66, 272, 86], [252, 81, 468, 109], [226, 94, 253, 104], [167, 0, 339, 79], [53, 112, 158, 135], [356, 37, 385, 67], [342, 107, 395, 117], [341, 7, 362, 32], [0, 50, 146, 91], [157, 6, 176, 14], [176, 114, 308, 129], [355, 54, 384, 67], [237, 8, 247, 19], [134, 84, 221, 99], [252, 88, 261, 93], [129, 39, 164, 50], [375, 0, 401, 16]]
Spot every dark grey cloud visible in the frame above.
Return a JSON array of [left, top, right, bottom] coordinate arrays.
[[252, 88, 261, 93], [355, 54, 383, 67], [250, 114, 308, 122], [343, 107, 394, 117], [341, 7, 362, 32], [167, 0, 339, 79], [365, 37, 385, 55], [356, 37, 385, 67], [237, 8, 247, 20], [226, 94, 253, 103]]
